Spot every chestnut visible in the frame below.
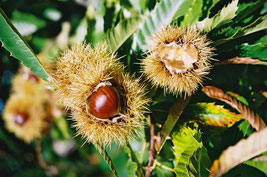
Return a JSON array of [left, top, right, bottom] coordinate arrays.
[[23, 70, 40, 83], [87, 85, 120, 119], [14, 112, 29, 126]]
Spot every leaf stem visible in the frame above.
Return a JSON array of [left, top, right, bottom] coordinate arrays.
[[154, 160, 175, 172]]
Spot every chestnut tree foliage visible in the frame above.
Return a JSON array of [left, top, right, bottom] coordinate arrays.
[[0, 0, 266, 177]]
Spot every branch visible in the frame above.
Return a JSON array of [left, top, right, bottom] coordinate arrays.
[[145, 115, 156, 177], [36, 139, 58, 176], [202, 86, 266, 131], [214, 57, 266, 66]]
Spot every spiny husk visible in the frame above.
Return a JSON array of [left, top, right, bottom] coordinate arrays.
[[3, 93, 51, 143], [12, 67, 49, 100], [3, 67, 54, 143], [142, 26, 214, 96], [51, 43, 149, 146]]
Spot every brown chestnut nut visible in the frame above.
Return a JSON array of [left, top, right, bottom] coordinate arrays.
[[87, 85, 120, 119], [14, 112, 29, 126]]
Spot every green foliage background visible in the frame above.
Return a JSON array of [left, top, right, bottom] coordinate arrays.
[[0, 0, 266, 177]]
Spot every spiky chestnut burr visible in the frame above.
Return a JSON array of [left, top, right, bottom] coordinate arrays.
[[3, 67, 53, 143], [51, 43, 149, 146], [142, 26, 214, 96], [3, 93, 51, 143]]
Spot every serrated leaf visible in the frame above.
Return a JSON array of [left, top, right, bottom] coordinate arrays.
[[234, 0, 263, 22], [0, 8, 49, 81], [133, 0, 193, 50], [172, 123, 203, 177], [102, 16, 142, 53], [124, 141, 144, 177], [197, 0, 238, 32], [210, 127, 267, 177], [180, 0, 203, 27], [234, 14, 267, 38], [157, 97, 191, 153], [240, 43, 267, 60], [186, 103, 244, 128], [189, 146, 212, 177], [214, 14, 267, 46], [94, 142, 119, 177]]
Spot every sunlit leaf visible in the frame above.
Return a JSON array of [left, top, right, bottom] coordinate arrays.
[[133, 0, 193, 50], [11, 10, 46, 35], [180, 0, 203, 26], [214, 14, 267, 46], [102, 16, 142, 53], [210, 127, 267, 177], [156, 97, 191, 153], [186, 103, 244, 128], [0, 8, 49, 81], [124, 141, 144, 177], [245, 160, 267, 175], [197, 0, 238, 32], [240, 43, 267, 60], [202, 86, 266, 131], [172, 123, 203, 177]]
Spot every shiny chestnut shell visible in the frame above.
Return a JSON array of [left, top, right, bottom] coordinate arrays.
[[14, 112, 29, 126], [87, 85, 120, 119]]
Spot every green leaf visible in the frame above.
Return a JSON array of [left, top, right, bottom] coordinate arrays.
[[214, 14, 267, 46], [245, 160, 267, 175], [240, 43, 267, 60], [226, 91, 249, 106], [189, 147, 212, 177], [134, 0, 193, 50], [223, 164, 267, 177], [172, 123, 203, 177], [0, 8, 49, 81], [124, 141, 144, 177], [94, 142, 119, 177], [210, 127, 267, 177], [102, 16, 142, 53], [180, 0, 203, 27], [197, 0, 238, 32], [155, 157, 175, 177], [11, 10, 46, 36], [186, 103, 244, 128], [234, 14, 267, 38], [157, 97, 191, 153], [234, 0, 263, 22]]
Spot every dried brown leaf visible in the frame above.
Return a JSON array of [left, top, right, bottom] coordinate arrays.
[[214, 57, 267, 66], [202, 86, 266, 131], [209, 127, 267, 177]]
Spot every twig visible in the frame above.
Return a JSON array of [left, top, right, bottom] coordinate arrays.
[[36, 139, 58, 176], [214, 57, 266, 66], [202, 86, 266, 131], [154, 160, 175, 172], [145, 115, 156, 177]]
